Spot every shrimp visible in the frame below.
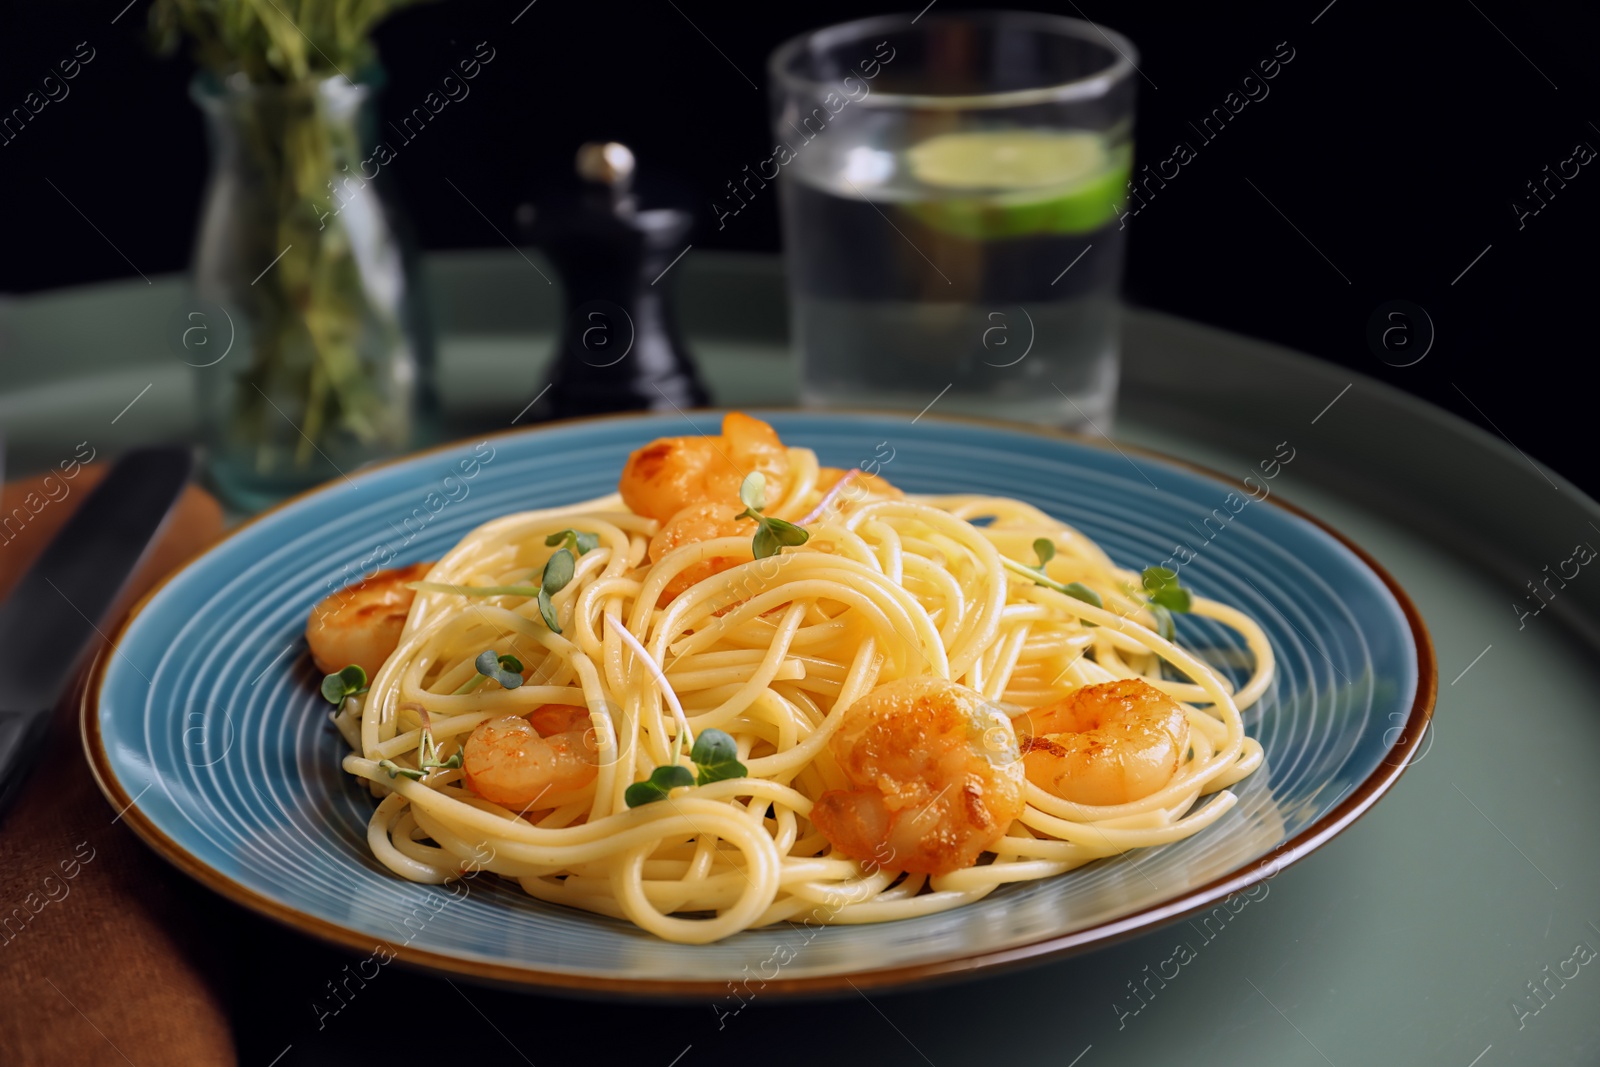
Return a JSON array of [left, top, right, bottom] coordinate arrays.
[[647, 500, 758, 601], [810, 677, 1026, 876], [619, 412, 789, 523], [1018, 678, 1191, 806], [463, 708, 601, 810], [305, 561, 434, 678]]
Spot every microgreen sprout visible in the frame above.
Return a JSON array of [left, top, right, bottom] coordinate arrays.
[[545, 528, 600, 557], [1005, 540, 1103, 615], [1141, 566, 1193, 613], [1030, 538, 1055, 571], [735, 472, 810, 560], [378, 727, 463, 781], [410, 580, 541, 598], [689, 728, 746, 786], [403, 528, 598, 633], [1141, 566, 1192, 640], [623, 764, 695, 807], [474, 649, 524, 690], [1151, 604, 1177, 642], [536, 546, 576, 632], [320, 664, 368, 705], [1060, 582, 1103, 610], [624, 727, 748, 807]]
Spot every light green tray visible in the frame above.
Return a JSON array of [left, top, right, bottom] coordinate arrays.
[[3, 251, 1595, 1065]]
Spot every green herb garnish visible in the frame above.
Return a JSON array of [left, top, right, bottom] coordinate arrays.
[[689, 728, 747, 786], [418, 728, 463, 772], [1031, 538, 1056, 571], [410, 581, 542, 598], [378, 727, 463, 781], [405, 531, 597, 634], [537, 547, 576, 633], [1004, 543, 1103, 617], [1142, 566, 1193, 613], [1060, 582, 1103, 610], [545, 529, 601, 557], [735, 472, 810, 560], [1151, 604, 1177, 641], [474, 650, 524, 690], [624, 764, 695, 807], [625, 728, 748, 806], [320, 664, 368, 705]]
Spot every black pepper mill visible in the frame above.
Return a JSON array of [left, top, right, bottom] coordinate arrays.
[[522, 142, 709, 422]]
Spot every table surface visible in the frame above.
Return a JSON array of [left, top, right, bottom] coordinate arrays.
[[3, 251, 1597, 1066]]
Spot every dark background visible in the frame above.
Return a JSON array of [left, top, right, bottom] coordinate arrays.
[[1, 0, 1595, 491]]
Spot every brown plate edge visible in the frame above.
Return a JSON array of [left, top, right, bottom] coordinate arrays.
[[79, 407, 1439, 999]]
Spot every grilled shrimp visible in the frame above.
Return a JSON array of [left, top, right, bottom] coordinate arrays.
[[305, 561, 434, 678], [646, 500, 759, 601], [618, 412, 788, 523], [1019, 679, 1190, 806], [463, 707, 601, 810], [810, 677, 1026, 876]]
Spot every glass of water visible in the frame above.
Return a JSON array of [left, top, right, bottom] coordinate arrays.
[[769, 11, 1136, 428]]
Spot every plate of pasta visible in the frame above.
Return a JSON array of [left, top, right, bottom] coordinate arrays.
[[85, 411, 1434, 994]]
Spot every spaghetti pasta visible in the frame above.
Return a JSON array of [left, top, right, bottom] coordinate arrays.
[[319, 415, 1272, 944]]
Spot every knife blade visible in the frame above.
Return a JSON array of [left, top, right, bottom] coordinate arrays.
[[0, 446, 192, 819]]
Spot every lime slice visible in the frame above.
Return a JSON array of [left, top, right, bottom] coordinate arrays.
[[907, 130, 1108, 190], [903, 130, 1131, 239]]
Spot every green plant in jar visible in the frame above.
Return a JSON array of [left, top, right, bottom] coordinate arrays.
[[153, 0, 436, 506]]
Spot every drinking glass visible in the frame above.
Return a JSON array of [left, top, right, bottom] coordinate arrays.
[[769, 11, 1136, 427]]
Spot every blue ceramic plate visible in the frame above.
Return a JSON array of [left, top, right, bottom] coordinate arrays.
[[84, 412, 1435, 995]]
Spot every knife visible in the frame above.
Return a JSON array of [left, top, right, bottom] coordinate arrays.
[[0, 446, 192, 820]]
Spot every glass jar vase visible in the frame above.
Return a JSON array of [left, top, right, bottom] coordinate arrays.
[[189, 70, 434, 510]]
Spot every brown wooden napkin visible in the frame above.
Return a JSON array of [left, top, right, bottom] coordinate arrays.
[[0, 463, 236, 1066]]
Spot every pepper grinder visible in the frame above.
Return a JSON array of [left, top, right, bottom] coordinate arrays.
[[521, 142, 709, 422]]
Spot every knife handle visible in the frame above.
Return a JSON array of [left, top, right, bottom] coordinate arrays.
[[0, 710, 49, 822]]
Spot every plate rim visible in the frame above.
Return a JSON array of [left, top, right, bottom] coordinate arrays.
[[80, 408, 1438, 997]]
